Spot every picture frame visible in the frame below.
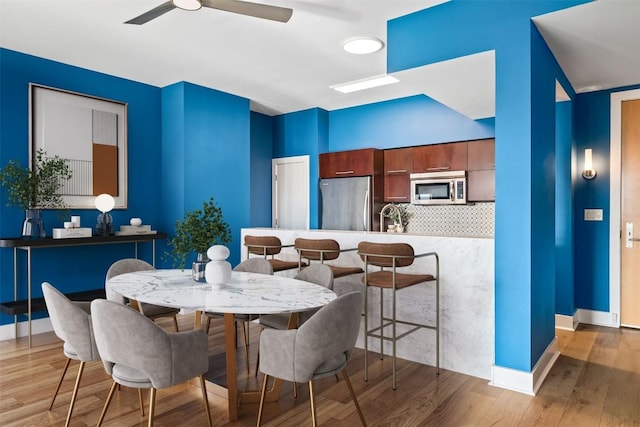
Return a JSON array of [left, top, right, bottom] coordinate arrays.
[[29, 83, 128, 209]]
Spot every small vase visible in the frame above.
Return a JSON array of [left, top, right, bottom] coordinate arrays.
[[205, 245, 232, 287], [192, 253, 209, 282], [22, 209, 45, 239]]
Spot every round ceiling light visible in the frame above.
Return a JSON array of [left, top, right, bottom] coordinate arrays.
[[173, 0, 202, 11], [343, 36, 384, 55]]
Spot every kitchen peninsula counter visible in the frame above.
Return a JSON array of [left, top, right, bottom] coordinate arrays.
[[241, 228, 494, 380]]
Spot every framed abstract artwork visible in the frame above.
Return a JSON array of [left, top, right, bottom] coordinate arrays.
[[29, 83, 128, 209]]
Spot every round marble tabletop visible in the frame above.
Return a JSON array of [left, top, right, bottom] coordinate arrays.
[[107, 269, 337, 315]]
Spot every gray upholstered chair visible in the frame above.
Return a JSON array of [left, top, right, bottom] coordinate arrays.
[[256, 264, 334, 381], [41, 282, 101, 427], [257, 291, 366, 427], [91, 299, 212, 427], [204, 258, 274, 373], [105, 258, 180, 332]]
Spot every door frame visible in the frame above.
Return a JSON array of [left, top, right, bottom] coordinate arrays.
[[609, 88, 640, 328], [272, 155, 310, 229]]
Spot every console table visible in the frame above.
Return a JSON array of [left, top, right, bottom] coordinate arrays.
[[0, 233, 167, 347]]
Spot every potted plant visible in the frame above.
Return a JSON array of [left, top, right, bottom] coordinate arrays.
[[0, 149, 72, 238], [166, 197, 232, 281]]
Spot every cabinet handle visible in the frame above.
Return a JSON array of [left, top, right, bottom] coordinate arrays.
[[426, 166, 450, 171], [387, 196, 407, 200], [387, 169, 408, 173], [335, 170, 354, 175]]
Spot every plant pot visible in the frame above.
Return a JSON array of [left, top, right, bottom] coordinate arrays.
[[192, 253, 209, 282], [22, 209, 45, 239]]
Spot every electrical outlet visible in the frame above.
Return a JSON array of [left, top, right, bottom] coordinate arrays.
[[584, 209, 603, 221]]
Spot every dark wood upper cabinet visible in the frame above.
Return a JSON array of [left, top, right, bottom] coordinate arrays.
[[413, 142, 467, 173], [319, 148, 382, 178], [467, 139, 495, 171], [384, 147, 414, 174]]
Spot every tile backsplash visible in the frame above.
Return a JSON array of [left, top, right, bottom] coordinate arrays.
[[402, 202, 495, 238]]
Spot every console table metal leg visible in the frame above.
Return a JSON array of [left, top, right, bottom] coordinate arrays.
[[27, 247, 32, 348], [13, 248, 17, 340]]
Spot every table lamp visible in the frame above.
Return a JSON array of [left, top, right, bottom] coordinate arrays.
[[95, 193, 115, 236]]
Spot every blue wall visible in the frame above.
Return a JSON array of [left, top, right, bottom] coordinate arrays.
[[0, 48, 162, 324], [387, 0, 588, 372], [250, 112, 275, 228], [555, 100, 576, 316]]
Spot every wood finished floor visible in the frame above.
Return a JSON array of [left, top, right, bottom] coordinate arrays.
[[1, 315, 639, 426]]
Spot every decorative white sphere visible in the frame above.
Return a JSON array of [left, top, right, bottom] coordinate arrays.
[[207, 245, 230, 261], [130, 217, 142, 226]]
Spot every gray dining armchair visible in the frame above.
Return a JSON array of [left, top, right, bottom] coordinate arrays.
[[41, 282, 101, 427], [105, 258, 180, 332], [257, 291, 366, 427], [91, 299, 212, 427], [205, 257, 274, 374]]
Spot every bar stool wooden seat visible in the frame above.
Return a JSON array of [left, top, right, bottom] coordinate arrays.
[[244, 235, 305, 272], [295, 238, 363, 278], [357, 241, 439, 390]]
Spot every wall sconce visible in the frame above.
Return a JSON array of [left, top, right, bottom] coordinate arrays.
[[95, 193, 115, 236], [582, 148, 597, 180]]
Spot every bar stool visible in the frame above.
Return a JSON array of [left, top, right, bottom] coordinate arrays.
[[295, 238, 363, 278], [244, 235, 305, 272], [357, 241, 439, 390]]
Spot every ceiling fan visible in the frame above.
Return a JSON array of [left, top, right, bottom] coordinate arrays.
[[125, 0, 293, 25]]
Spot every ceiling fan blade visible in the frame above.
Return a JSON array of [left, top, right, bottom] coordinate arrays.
[[201, 0, 293, 23], [125, 1, 176, 25]]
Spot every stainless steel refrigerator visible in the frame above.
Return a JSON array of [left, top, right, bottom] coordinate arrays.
[[319, 176, 371, 231]]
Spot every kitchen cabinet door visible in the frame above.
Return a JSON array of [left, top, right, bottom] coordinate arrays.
[[468, 139, 495, 171], [384, 174, 411, 202], [467, 170, 495, 202], [319, 148, 380, 178], [413, 142, 467, 173], [384, 147, 414, 174]]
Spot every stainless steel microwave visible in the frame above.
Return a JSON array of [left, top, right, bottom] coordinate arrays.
[[410, 171, 467, 205]]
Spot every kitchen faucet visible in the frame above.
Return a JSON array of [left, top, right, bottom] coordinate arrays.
[[379, 203, 403, 233]]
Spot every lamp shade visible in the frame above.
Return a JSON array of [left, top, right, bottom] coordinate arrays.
[[95, 194, 115, 213]]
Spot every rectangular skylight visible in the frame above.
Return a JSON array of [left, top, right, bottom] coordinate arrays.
[[330, 75, 399, 93]]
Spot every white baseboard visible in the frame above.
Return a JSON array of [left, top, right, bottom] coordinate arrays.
[[555, 313, 578, 331], [490, 337, 559, 396], [576, 309, 619, 328], [0, 318, 53, 341]]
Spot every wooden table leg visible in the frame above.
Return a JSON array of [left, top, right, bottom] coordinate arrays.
[[194, 310, 202, 330], [224, 313, 238, 421]]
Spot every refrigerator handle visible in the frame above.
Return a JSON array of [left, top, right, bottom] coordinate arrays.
[[363, 189, 370, 230]]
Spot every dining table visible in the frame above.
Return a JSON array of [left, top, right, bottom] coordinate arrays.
[[106, 268, 337, 421]]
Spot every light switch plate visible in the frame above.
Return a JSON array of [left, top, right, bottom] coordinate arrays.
[[584, 209, 603, 221]]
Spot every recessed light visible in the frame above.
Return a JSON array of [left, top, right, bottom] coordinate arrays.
[[343, 36, 384, 55], [330, 75, 399, 93], [173, 0, 202, 11]]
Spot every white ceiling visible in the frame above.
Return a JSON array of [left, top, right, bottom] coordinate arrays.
[[0, 0, 638, 119]]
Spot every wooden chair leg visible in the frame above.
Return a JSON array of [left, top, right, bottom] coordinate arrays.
[[256, 374, 269, 426], [254, 349, 260, 377], [138, 389, 145, 416], [48, 358, 71, 410], [205, 316, 211, 334], [148, 388, 157, 427], [293, 382, 298, 398], [199, 375, 212, 427], [64, 360, 85, 427], [97, 380, 118, 426], [342, 369, 367, 426], [172, 314, 180, 332], [309, 380, 317, 427]]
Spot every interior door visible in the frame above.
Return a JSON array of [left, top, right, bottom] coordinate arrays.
[[621, 98, 640, 328], [272, 156, 309, 229]]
